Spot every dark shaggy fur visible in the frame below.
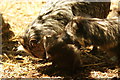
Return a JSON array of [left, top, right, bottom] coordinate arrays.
[[65, 16, 120, 65], [19, 0, 111, 70], [20, 0, 110, 58]]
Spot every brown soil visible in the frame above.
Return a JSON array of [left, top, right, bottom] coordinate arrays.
[[0, 0, 119, 79]]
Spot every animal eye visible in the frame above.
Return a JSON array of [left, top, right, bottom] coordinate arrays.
[[29, 39, 38, 47], [30, 39, 38, 44]]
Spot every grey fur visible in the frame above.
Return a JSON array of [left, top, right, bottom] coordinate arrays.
[[66, 16, 120, 64]]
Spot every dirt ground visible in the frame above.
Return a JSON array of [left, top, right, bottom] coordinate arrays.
[[0, 0, 119, 79]]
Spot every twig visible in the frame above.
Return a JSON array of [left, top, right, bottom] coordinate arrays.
[[83, 62, 105, 67], [84, 52, 101, 61], [3, 53, 10, 60]]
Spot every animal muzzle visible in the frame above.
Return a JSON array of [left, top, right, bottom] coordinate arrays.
[[28, 38, 48, 59]]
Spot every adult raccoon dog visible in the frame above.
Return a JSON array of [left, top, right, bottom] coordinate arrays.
[[19, 0, 110, 59], [18, 0, 110, 70], [65, 16, 120, 66]]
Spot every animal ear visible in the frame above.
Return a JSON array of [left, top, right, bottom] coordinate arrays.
[[73, 16, 89, 31], [65, 20, 78, 37], [65, 16, 83, 31]]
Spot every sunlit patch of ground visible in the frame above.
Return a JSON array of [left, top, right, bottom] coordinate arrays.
[[0, 0, 119, 79], [0, 53, 58, 78], [0, 0, 45, 38], [90, 69, 119, 78], [0, 52, 119, 78]]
